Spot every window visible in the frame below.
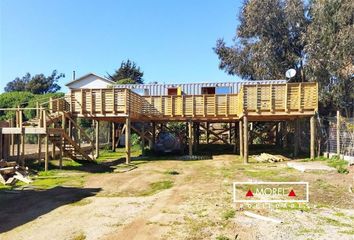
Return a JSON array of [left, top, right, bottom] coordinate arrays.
[[201, 87, 215, 94], [216, 87, 230, 94], [168, 88, 178, 95]]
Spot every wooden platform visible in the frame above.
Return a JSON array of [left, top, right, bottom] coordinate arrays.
[[59, 82, 317, 122]]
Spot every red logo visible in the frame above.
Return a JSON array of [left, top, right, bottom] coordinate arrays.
[[288, 189, 296, 197], [246, 189, 254, 197]]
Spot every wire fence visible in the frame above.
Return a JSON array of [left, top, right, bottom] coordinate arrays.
[[320, 117, 354, 156]]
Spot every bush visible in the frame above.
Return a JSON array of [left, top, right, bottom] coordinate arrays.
[[0, 91, 64, 121], [328, 156, 349, 174]]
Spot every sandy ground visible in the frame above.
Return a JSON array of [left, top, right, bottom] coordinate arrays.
[[0, 155, 353, 240]]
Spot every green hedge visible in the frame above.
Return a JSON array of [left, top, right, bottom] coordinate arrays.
[[0, 91, 65, 121]]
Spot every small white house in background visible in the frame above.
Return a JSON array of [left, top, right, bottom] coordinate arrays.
[[65, 73, 115, 90]]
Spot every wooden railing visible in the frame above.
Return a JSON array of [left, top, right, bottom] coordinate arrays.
[[142, 94, 239, 118], [242, 82, 318, 114], [62, 82, 318, 119], [69, 88, 126, 115], [50, 98, 70, 112]]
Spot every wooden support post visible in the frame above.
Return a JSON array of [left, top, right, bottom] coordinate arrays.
[[151, 122, 156, 150], [61, 112, 66, 131], [282, 121, 288, 148], [193, 122, 199, 152], [59, 136, 63, 169], [294, 119, 300, 157], [141, 123, 145, 156], [188, 121, 193, 156], [206, 122, 210, 144], [310, 116, 315, 160], [125, 118, 131, 164], [52, 140, 56, 159], [38, 135, 42, 163], [36, 101, 40, 118], [112, 122, 116, 151], [0, 128, 2, 160], [45, 134, 49, 171], [243, 116, 249, 164], [16, 135, 20, 163], [276, 122, 282, 147], [49, 97, 53, 113], [19, 110, 25, 166], [228, 122, 232, 144], [68, 119, 72, 138], [233, 122, 237, 153], [239, 120, 244, 157], [95, 120, 99, 159], [78, 127, 81, 148], [336, 111, 340, 155], [10, 118, 14, 156]]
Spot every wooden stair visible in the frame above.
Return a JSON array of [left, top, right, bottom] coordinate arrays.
[[49, 131, 93, 161]]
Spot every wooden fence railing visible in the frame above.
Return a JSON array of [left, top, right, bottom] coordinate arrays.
[[242, 82, 318, 114], [50, 82, 318, 119], [142, 94, 239, 118]]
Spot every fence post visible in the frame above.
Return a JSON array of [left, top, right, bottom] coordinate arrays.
[[49, 97, 53, 113], [336, 110, 340, 156], [310, 116, 315, 160]]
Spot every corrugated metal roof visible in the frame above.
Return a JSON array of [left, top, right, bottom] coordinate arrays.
[[113, 80, 287, 95]]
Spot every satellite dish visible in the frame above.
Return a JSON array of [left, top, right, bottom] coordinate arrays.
[[285, 69, 296, 79]]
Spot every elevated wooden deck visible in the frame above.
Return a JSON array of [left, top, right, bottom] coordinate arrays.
[[56, 82, 317, 122], [0, 82, 319, 169]]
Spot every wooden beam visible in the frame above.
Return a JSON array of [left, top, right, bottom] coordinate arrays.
[[310, 116, 315, 160], [199, 124, 229, 144], [125, 117, 131, 163], [243, 116, 248, 164]]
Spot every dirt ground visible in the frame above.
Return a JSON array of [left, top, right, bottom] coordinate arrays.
[[0, 153, 353, 240]]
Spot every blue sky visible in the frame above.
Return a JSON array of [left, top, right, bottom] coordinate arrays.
[[0, 0, 242, 93]]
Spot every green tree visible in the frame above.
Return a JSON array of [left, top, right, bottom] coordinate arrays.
[[305, 0, 353, 117], [107, 59, 144, 84], [4, 70, 64, 94], [4, 73, 31, 92], [214, 0, 308, 81]]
